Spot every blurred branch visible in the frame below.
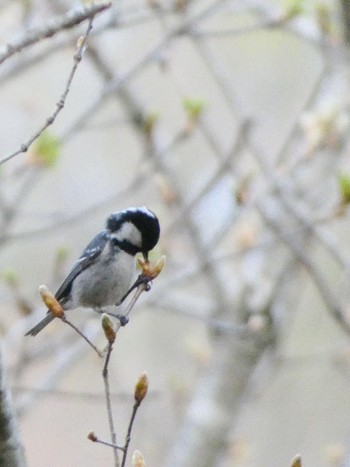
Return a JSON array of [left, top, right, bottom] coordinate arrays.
[[163, 321, 274, 467], [258, 201, 350, 335], [192, 8, 350, 341], [0, 347, 26, 466], [15, 327, 100, 416], [0, 1, 111, 65], [340, 0, 350, 46], [249, 138, 350, 273], [0, 171, 148, 246], [60, 0, 227, 140]]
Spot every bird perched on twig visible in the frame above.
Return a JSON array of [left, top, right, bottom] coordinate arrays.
[[25, 206, 160, 336]]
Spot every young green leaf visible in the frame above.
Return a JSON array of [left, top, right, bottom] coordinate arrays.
[[339, 172, 350, 204], [183, 98, 205, 120], [32, 131, 61, 167], [283, 0, 304, 19]]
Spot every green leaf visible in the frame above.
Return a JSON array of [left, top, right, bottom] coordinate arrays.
[[56, 246, 69, 261], [183, 98, 205, 119], [283, 0, 304, 19], [33, 131, 61, 168], [338, 172, 350, 204], [2, 270, 18, 286]]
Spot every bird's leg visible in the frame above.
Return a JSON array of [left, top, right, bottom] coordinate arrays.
[[111, 275, 152, 327], [115, 314, 129, 326], [115, 274, 152, 307], [94, 307, 129, 326]]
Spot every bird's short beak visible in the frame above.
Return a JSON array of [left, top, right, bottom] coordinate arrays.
[[143, 251, 149, 261]]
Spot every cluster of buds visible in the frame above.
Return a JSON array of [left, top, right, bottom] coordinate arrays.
[[138, 255, 166, 280]]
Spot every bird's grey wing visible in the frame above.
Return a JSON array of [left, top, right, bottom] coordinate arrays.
[[55, 230, 110, 302]]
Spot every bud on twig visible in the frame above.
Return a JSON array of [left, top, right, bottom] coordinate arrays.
[[339, 172, 350, 205], [290, 454, 302, 467], [134, 372, 148, 403], [183, 98, 205, 133], [87, 431, 98, 442], [143, 111, 159, 140], [39, 285, 64, 318], [137, 255, 166, 280], [132, 449, 146, 467], [76, 35, 85, 49], [101, 313, 116, 343]]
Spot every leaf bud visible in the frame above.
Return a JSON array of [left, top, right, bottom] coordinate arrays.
[[101, 313, 116, 343], [39, 285, 64, 318], [134, 372, 149, 403]]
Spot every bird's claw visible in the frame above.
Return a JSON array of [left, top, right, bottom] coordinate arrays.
[[116, 314, 129, 326]]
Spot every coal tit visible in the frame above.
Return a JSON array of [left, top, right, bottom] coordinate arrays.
[[25, 206, 160, 336]]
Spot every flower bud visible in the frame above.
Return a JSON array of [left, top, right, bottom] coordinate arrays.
[[134, 372, 148, 403], [137, 255, 166, 279], [291, 454, 302, 467], [132, 450, 146, 467], [39, 285, 64, 318], [151, 255, 166, 278], [87, 431, 97, 442], [101, 314, 116, 343]]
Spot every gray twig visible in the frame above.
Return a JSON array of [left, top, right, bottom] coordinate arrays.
[[0, 11, 99, 166], [0, 2, 111, 65]]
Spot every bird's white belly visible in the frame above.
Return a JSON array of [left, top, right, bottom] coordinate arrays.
[[71, 252, 135, 309]]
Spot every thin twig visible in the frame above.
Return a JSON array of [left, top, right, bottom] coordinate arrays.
[[60, 316, 102, 357], [93, 438, 122, 450], [97, 280, 153, 466], [0, 15, 94, 166], [0, 2, 111, 65], [59, 0, 228, 140], [103, 342, 119, 467], [120, 400, 141, 467], [114, 282, 150, 333]]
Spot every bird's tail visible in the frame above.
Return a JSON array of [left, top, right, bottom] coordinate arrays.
[[25, 313, 55, 337]]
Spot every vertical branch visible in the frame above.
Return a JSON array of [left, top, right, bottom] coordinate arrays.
[[340, 0, 350, 45], [0, 346, 27, 467], [120, 402, 139, 467], [102, 343, 119, 467]]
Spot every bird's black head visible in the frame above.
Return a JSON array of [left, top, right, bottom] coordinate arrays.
[[107, 207, 160, 258]]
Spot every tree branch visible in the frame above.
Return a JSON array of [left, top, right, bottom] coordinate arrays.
[[0, 2, 111, 65], [0, 346, 27, 466]]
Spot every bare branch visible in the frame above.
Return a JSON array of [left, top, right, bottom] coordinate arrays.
[[0, 347, 26, 466], [0, 2, 111, 65], [0, 16, 95, 166], [102, 342, 120, 467]]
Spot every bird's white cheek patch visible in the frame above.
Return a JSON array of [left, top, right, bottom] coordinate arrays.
[[111, 222, 142, 247]]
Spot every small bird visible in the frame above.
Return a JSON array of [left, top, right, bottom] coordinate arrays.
[[25, 206, 160, 337]]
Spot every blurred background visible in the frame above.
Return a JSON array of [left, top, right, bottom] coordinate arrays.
[[1, 0, 350, 466]]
